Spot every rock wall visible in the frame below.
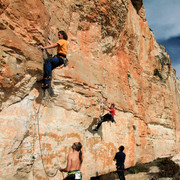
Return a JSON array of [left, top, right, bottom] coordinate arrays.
[[0, 0, 179, 179]]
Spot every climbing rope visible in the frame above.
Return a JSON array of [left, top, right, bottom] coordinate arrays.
[[33, 90, 59, 178], [98, 87, 106, 116], [61, 172, 64, 179], [99, 49, 108, 116]]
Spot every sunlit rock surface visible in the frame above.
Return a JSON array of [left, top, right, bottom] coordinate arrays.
[[0, 0, 179, 179]]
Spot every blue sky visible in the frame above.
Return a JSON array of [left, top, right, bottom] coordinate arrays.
[[143, 0, 180, 78]]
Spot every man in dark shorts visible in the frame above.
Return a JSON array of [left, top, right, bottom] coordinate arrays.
[[93, 103, 116, 131], [59, 142, 83, 180], [114, 145, 126, 180]]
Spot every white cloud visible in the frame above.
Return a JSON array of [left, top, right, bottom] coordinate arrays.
[[144, 0, 180, 78], [144, 0, 180, 40]]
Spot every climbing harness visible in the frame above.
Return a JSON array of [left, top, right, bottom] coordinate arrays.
[[67, 170, 82, 180], [56, 53, 69, 67]]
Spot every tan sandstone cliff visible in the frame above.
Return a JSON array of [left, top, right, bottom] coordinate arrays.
[[0, 0, 180, 179]]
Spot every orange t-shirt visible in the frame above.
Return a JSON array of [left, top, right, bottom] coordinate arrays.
[[57, 39, 68, 55]]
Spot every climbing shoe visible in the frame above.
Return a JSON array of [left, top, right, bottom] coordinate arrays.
[[99, 115, 103, 120], [64, 58, 68, 67], [112, 120, 116, 123]]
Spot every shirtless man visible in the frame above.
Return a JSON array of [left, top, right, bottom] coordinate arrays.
[[59, 142, 83, 180]]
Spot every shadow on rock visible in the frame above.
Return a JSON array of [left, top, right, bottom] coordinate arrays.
[[86, 117, 103, 137]]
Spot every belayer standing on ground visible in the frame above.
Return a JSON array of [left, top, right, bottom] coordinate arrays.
[[93, 103, 116, 131], [114, 145, 126, 180], [59, 142, 83, 180], [38, 30, 68, 89]]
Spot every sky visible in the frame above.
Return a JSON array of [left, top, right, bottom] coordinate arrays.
[[143, 0, 180, 78]]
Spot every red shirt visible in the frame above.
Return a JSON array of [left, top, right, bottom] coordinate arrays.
[[110, 108, 115, 117]]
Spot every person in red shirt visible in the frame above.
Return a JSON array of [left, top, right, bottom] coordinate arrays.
[[93, 103, 116, 131]]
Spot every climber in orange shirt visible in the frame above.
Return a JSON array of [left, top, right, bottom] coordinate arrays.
[[38, 30, 68, 89]]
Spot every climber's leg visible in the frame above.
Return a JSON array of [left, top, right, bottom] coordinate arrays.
[[42, 56, 64, 88], [50, 56, 64, 70], [117, 170, 125, 180], [93, 118, 108, 131], [102, 113, 115, 123], [103, 113, 112, 121], [95, 120, 103, 130]]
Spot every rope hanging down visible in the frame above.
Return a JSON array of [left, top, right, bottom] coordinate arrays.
[[33, 92, 59, 178], [32, 41, 60, 178]]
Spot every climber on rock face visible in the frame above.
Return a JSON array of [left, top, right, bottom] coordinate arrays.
[[93, 103, 116, 131], [59, 142, 83, 180], [38, 30, 68, 89]]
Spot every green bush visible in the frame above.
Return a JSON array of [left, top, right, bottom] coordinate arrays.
[[157, 158, 179, 178], [128, 163, 149, 174]]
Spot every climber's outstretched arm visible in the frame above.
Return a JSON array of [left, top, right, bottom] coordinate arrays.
[[38, 43, 58, 50]]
